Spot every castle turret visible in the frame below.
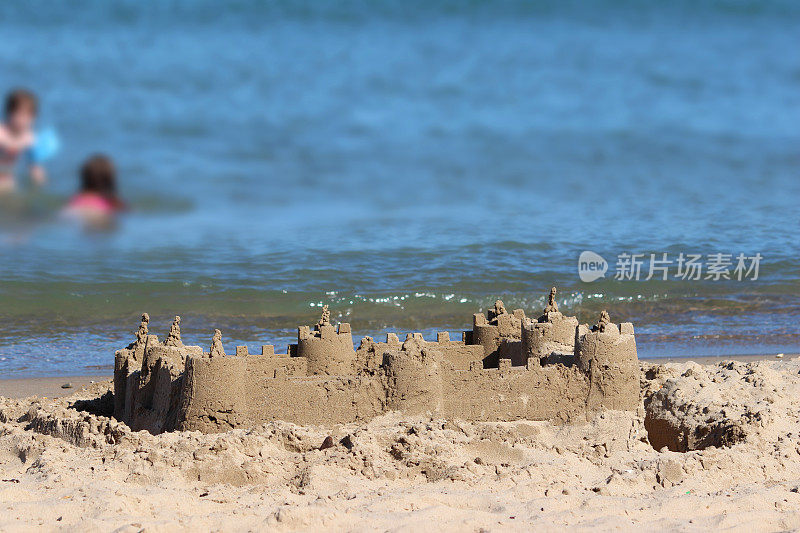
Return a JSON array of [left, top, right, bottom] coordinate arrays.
[[521, 287, 578, 366], [115, 312, 156, 421], [469, 299, 526, 366], [575, 311, 639, 411], [383, 336, 445, 415], [115, 315, 202, 432], [297, 306, 356, 375], [178, 350, 249, 432]]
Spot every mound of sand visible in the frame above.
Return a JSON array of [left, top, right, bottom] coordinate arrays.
[[644, 360, 797, 452], [2, 359, 800, 531]]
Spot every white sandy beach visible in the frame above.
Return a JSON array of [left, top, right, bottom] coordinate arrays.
[[1, 356, 799, 531]]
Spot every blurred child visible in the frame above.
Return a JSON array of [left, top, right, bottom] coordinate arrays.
[[0, 89, 46, 192], [64, 154, 126, 221]]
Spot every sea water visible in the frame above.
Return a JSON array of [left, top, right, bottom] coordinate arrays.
[[0, 0, 798, 376]]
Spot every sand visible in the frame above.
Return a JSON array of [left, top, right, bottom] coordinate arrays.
[[1, 356, 800, 531], [0, 376, 109, 400]]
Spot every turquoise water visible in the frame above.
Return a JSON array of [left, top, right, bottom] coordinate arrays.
[[1, 1, 799, 377]]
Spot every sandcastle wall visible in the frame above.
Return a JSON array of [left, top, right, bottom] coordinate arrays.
[[113, 292, 641, 434], [442, 362, 589, 422], [382, 342, 591, 422], [175, 347, 592, 432], [177, 354, 385, 431], [357, 331, 485, 371]]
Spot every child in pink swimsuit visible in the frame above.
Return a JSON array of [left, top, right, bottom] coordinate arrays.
[[65, 155, 126, 219]]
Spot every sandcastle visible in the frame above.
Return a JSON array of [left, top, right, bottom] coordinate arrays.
[[114, 290, 640, 434]]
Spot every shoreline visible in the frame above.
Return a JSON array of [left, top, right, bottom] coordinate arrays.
[[0, 374, 111, 399], [1, 353, 796, 400]]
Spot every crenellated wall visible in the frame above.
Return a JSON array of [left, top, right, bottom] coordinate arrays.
[[113, 290, 641, 434], [469, 302, 527, 367], [521, 311, 579, 366], [356, 331, 485, 371], [297, 321, 355, 375]]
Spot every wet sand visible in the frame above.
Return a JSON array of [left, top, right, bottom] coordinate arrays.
[[0, 375, 111, 400]]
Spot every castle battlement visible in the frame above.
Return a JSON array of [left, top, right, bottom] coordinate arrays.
[[468, 300, 528, 367], [521, 288, 580, 367], [114, 289, 640, 434], [575, 316, 637, 369], [294, 305, 356, 375]]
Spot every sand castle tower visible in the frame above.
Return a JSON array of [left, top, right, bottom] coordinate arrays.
[[164, 316, 183, 347], [521, 287, 579, 365], [209, 329, 226, 357], [297, 305, 356, 375], [470, 299, 526, 366], [115, 313, 153, 420], [575, 310, 639, 410], [383, 336, 445, 415], [114, 315, 202, 432], [123, 313, 156, 361]]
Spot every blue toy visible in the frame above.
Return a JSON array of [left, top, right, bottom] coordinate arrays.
[[29, 127, 60, 164]]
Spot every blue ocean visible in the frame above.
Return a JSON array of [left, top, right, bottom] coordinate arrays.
[[0, 0, 798, 377]]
